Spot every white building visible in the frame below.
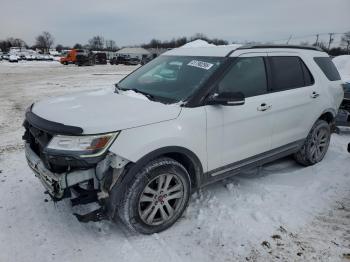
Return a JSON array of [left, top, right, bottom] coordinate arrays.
[[115, 47, 151, 59]]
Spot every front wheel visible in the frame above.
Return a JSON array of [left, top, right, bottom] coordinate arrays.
[[118, 157, 191, 234], [294, 119, 331, 166]]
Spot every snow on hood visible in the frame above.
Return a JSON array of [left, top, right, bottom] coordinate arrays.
[[32, 88, 181, 134], [333, 55, 350, 82]]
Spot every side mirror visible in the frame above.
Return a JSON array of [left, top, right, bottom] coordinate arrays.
[[206, 92, 245, 106]]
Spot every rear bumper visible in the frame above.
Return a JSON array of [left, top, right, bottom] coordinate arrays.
[[25, 143, 95, 199]]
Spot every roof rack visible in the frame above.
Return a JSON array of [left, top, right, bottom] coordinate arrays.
[[236, 44, 322, 51]]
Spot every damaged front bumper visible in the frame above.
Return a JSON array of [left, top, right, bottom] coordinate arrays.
[[25, 142, 129, 222], [25, 143, 95, 199]]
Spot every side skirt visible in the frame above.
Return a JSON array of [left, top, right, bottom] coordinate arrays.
[[201, 140, 304, 186]]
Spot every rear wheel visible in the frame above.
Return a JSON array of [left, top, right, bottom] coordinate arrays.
[[294, 119, 331, 166], [118, 157, 191, 234]]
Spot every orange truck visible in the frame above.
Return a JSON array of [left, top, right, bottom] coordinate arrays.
[[60, 49, 87, 65]]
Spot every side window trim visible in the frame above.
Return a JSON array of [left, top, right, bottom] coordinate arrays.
[[264, 56, 273, 93]]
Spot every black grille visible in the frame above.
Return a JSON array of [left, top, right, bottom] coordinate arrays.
[[23, 120, 53, 167]]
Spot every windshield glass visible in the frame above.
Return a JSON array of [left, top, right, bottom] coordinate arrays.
[[118, 55, 224, 103]]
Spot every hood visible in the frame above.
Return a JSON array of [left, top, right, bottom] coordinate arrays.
[[32, 88, 181, 134]]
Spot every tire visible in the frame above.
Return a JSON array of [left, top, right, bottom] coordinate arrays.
[[294, 119, 331, 166], [118, 157, 191, 234]]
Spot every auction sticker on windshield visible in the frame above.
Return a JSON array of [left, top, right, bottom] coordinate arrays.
[[187, 60, 214, 70]]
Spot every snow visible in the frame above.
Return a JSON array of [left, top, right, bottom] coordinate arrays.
[[333, 55, 350, 82], [120, 90, 149, 100], [181, 40, 242, 50], [0, 61, 350, 261], [181, 39, 215, 48]]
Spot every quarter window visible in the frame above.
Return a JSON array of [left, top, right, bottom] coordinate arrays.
[[314, 57, 341, 81], [218, 57, 267, 98]]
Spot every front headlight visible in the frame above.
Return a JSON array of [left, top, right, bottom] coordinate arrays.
[[46, 132, 119, 157]]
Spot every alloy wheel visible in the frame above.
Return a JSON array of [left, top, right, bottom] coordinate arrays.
[[138, 173, 185, 226], [310, 127, 330, 162]]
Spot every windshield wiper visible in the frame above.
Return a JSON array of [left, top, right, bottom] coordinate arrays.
[[120, 88, 155, 100]]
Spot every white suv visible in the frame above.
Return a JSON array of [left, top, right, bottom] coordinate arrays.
[[23, 45, 343, 234]]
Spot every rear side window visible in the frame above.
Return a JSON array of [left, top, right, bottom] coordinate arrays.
[[314, 57, 341, 81], [269, 56, 314, 92], [218, 57, 267, 98]]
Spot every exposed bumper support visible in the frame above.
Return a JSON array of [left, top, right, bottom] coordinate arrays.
[[25, 143, 95, 198]]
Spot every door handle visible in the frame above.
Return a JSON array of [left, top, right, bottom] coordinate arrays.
[[257, 103, 272, 111], [311, 91, 320, 99]]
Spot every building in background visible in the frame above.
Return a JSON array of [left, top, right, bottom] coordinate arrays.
[[115, 47, 151, 60]]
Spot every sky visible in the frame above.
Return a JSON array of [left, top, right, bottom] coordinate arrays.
[[0, 0, 349, 47]]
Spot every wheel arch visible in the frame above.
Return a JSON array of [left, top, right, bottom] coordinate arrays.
[[318, 108, 336, 124], [129, 146, 203, 190]]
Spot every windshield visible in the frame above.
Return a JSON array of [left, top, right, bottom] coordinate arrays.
[[118, 55, 224, 103]]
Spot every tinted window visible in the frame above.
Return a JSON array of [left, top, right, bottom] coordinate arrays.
[[314, 57, 341, 81], [270, 56, 305, 91], [218, 57, 267, 98]]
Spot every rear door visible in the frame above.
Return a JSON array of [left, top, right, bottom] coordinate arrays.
[[266, 53, 320, 149]]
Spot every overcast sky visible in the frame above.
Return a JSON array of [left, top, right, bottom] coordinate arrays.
[[0, 0, 349, 47]]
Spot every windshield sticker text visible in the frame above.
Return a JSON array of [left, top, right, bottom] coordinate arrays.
[[187, 60, 214, 70]]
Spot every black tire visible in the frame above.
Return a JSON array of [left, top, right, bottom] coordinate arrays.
[[294, 119, 331, 166], [118, 157, 191, 234]]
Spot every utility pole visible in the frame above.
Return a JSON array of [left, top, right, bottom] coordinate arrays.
[[315, 34, 319, 46], [327, 33, 334, 51]]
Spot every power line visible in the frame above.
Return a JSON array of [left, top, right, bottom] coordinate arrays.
[[267, 32, 347, 44]]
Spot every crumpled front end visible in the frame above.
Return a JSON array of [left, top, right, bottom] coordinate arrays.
[[22, 109, 130, 222]]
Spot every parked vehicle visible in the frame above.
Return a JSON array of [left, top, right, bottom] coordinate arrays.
[[24, 54, 35, 61], [141, 56, 153, 65], [95, 52, 107, 65], [60, 49, 86, 65], [23, 45, 343, 234], [9, 54, 19, 62], [110, 55, 140, 65], [43, 54, 53, 61], [76, 52, 107, 66], [2, 53, 9, 60]]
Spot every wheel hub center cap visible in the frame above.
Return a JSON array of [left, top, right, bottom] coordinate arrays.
[[158, 195, 165, 203]]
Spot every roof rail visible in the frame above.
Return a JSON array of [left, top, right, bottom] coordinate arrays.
[[236, 44, 323, 52]]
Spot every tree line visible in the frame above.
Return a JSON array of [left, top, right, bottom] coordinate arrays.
[[1, 31, 350, 55]]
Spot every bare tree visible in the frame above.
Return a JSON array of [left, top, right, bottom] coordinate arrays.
[[105, 39, 117, 51], [0, 38, 27, 52], [327, 33, 334, 51], [88, 36, 104, 50], [7, 37, 27, 47], [73, 43, 83, 49], [341, 32, 350, 54], [35, 31, 54, 53]]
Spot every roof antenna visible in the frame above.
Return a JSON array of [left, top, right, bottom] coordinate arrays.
[[286, 35, 293, 44]]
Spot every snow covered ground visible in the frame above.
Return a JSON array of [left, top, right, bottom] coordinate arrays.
[[0, 61, 350, 262]]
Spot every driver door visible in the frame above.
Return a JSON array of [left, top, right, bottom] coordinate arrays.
[[205, 53, 273, 173]]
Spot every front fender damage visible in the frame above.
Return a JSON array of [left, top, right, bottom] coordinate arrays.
[[73, 152, 130, 223]]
